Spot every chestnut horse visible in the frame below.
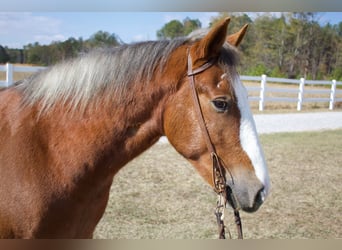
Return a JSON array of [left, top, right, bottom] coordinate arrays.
[[0, 18, 269, 238]]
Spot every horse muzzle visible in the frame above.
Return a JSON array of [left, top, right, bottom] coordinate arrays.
[[226, 174, 266, 213]]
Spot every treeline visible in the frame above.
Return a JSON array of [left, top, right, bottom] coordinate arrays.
[[1, 12, 341, 80], [0, 31, 121, 66], [208, 12, 342, 80]]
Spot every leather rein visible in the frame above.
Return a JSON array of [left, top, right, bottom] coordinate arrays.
[[187, 49, 243, 239]]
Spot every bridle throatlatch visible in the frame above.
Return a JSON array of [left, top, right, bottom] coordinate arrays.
[[187, 48, 243, 239]]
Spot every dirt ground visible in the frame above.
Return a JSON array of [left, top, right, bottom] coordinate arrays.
[[94, 129, 342, 239]]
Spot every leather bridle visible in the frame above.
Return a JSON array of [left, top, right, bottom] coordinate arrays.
[[187, 48, 243, 239]]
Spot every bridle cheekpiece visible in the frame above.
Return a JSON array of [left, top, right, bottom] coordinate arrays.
[[186, 48, 243, 239]]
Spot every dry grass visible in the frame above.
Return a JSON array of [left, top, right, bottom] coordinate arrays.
[[94, 129, 342, 239], [0, 69, 33, 83]]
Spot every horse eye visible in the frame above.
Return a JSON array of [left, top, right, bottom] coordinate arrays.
[[211, 98, 229, 113]]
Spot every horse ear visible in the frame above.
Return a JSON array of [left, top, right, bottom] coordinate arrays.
[[190, 17, 230, 65], [226, 24, 248, 47]]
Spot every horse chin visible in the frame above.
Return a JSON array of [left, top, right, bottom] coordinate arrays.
[[239, 202, 262, 213]]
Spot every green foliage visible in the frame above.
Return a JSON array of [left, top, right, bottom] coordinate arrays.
[[245, 64, 269, 76], [0, 45, 10, 63], [332, 67, 342, 81], [269, 67, 287, 78], [156, 17, 201, 39], [87, 31, 120, 48], [7, 48, 24, 63], [5, 31, 122, 66], [157, 20, 184, 39], [209, 12, 342, 81]]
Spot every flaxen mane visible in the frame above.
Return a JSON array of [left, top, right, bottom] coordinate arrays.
[[16, 31, 239, 113]]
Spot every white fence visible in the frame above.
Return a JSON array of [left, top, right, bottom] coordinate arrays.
[[1, 63, 342, 111], [241, 75, 342, 111], [0, 63, 46, 88]]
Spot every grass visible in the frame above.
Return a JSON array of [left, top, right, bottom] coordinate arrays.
[[94, 129, 342, 239], [0, 71, 33, 83]]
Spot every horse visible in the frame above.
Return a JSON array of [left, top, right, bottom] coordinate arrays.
[[0, 18, 270, 238]]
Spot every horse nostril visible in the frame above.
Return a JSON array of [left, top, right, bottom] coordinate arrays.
[[254, 186, 265, 208]]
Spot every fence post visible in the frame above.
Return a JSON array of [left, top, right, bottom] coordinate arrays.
[[6, 63, 13, 87], [329, 80, 337, 110], [297, 78, 305, 111], [259, 74, 267, 111]]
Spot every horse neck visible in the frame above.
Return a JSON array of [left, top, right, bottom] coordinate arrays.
[[41, 79, 168, 182]]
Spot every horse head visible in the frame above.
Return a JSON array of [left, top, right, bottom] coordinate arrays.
[[163, 18, 270, 213]]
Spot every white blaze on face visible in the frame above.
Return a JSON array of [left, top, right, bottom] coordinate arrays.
[[231, 72, 270, 201]]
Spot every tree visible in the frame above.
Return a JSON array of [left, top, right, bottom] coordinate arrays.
[[209, 12, 255, 74], [24, 42, 42, 65], [57, 37, 83, 61], [251, 13, 293, 77], [7, 48, 24, 63], [86, 31, 120, 48], [21, 31, 121, 66], [157, 18, 201, 39], [183, 17, 201, 36], [286, 12, 325, 79], [0, 45, 10, 63], [157, 20, 184, 39]]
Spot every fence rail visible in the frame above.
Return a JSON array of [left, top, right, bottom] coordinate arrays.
[[0, 63, 46, 88], [1, 63, 342, 110], [240, 74, 342, 111]]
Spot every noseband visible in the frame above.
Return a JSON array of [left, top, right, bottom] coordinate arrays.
[[187, 49, 243, 239]]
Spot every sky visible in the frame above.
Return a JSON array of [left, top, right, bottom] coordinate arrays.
[[1, 12, 341, 49]]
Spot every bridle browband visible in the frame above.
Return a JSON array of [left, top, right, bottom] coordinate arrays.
[[187, 48, 243, 239]]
